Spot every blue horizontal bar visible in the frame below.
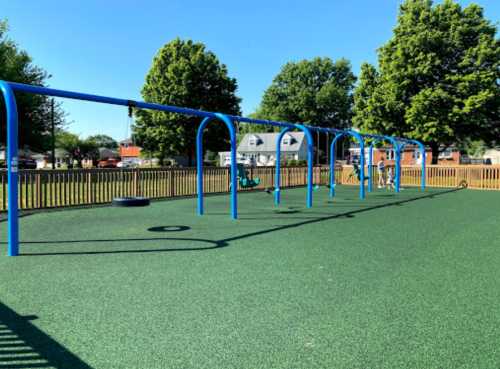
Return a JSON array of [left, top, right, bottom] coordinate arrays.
[[6, 81, 423, 149], [8, 82, 216, 119]]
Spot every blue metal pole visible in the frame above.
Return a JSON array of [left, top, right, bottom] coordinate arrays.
[[196, 114, 237, 219], [296, 125, 314, 208], [395, 144, 401, 193], [196, 117, 212, 216], [347, 131, 366, 199], [329, 133, 343, 198], [413, 140, 426, 191], [274, 127, 291, 206], [368, 143, 374, 193], [215, 113, 238, 219], [0, 81, 19, 256]]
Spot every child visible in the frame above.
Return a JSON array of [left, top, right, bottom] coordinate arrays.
[[387, 167, 395, 190], [377, 158, 386, 188]]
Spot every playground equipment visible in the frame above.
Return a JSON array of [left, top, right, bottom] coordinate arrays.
[[112, 197, 150, 207], [111, 101, 151, 207], [0, 80, 425, 256], [236, 164, 261, 189], [349, 163, 370, 182]]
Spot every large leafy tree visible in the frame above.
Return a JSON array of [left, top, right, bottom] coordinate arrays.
[[55, 130, 100, 167], [134, 38, 241, 165], [86, 134, 118, 149], [0, 20, 65, 151], [249, 57, 356, 162], [257, 57, 356, 128], [353, 0, 500, 163]]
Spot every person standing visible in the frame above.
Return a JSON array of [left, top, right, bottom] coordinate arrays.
[[377, 157, 386, 188]]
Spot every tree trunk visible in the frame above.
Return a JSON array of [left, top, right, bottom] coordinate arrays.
[[430, 142, 439, 165]]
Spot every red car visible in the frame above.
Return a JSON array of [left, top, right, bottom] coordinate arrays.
[[97, 158, 120, 168]]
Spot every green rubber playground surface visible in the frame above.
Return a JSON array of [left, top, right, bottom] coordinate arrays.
[[1, 185, 500, 369]]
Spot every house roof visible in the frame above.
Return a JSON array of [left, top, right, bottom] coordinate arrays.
[[119, 145, 141, 158], [238, 132, 305, 153]]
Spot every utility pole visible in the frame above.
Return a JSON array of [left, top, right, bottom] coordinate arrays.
[[51, 99, 55, 169]]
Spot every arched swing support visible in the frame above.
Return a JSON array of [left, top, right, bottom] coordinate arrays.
[[328, 129, 366, 199], [1, 81, 19, 257], [274, 125, 314, 208], [367, 138, 380, 193], [0, 80, 421, 257], [363, 134, 402, 192], [196, 114, 238, 219], [329, 132, 344, 197], [392, 139, 426, 192]]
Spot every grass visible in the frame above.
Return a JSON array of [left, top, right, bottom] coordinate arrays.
[[1, 185, 500, 368]]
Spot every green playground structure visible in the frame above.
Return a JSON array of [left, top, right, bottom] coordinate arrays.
[[237, 164, 261, 189]]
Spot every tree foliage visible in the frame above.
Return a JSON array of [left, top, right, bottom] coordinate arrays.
[[0, 20, 65, 151], [257, 57, 356, 128], [55, 131, 100, 166], [353, 0, 500, 162], [86, 134, 118, 149], [134, 38, 241, 165]]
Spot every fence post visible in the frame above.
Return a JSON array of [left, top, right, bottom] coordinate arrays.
[[36, 173, 41, 208], [169, 169, 174, 197], [87, 171, 92, 204], [133, 168, 139, 196]]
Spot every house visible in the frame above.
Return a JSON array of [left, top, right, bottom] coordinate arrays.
[[483, 148, 500, 164], [119, 139, 142, 161], [34, 149, 72, 169], [99, 148, 119, 160], [219, 132, 307, 167], [348, 145, 461, 165]]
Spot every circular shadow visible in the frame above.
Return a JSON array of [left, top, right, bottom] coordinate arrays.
[[148, 225, 191, 233]]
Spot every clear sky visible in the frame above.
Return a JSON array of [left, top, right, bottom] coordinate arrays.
[[3, 0, 499, 141]]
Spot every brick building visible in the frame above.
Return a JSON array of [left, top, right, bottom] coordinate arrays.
[[349, 145, 461, 165]]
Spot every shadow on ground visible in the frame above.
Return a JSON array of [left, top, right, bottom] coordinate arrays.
[[0, 302, 93, 369], [4, 187, 463, 257]]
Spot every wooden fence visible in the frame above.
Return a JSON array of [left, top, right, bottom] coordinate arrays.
[[0, 165, 498, 211]]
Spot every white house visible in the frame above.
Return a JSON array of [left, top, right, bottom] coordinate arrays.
[[219, 132, 308, 167], [483, 148, 500, 164]]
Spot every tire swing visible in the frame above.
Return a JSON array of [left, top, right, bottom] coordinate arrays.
[[112, 101, 150, 208]]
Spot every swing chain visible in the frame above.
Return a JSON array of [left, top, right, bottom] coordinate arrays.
[[127, 100, 137, 118]]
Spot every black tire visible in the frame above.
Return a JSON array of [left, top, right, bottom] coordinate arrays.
[[112, 197, 150, 207]]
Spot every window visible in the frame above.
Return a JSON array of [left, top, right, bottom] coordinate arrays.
[[438, 148, 453, 159], [283, 134, 294, 145], [386, 149, 395, 160], [249, 135, 260, 146]]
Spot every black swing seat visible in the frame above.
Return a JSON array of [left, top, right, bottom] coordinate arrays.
[[112, 197, 150, 207]]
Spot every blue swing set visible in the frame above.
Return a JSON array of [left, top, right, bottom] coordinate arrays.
[[0, 80, 426, 256]]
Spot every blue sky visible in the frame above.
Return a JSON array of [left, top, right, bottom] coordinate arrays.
[[3, 0, 499, 140]]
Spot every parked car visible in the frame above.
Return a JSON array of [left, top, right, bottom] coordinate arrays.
[[0, 157, 37, 169], [97, 158, 120, 168], [117, 160, 138, 168], [19, 158, 37, 169]]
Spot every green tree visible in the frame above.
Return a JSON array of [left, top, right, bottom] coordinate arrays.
[[134, 38, 241, 165], [353, 0, 500, 163], [55, 131, 99, 167], [86, 134, 118, 149], [0, 20, 65, 151], [257, 57, 356, 128]]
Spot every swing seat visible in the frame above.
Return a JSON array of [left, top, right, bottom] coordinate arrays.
[[236, 164, 261, 189], [239, 177, 261, 188]]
